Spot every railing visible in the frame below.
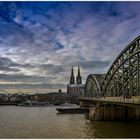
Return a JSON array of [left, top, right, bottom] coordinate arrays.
[[81, 96, 140, 105]]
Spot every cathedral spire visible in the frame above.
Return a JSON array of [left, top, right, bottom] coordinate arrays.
[[78, 66, 81, 77], [70, 66, 75, 84], [76, 66, 82, 84]]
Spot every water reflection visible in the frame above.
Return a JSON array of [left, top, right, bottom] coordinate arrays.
[[0, 106, 140, 138], [84, 114, 140, 138]]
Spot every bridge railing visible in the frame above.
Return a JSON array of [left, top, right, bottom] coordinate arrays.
[[86, 96, 140, 105]]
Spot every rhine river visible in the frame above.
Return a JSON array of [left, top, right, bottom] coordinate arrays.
[[0, 105, 140, 138]]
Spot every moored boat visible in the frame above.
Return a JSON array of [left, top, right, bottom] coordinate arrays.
[[56, 107, 89, 113]]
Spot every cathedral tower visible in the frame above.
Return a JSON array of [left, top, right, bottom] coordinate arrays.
[[67, 66, 84, 94], [70, 66, 75, 84], [76, 66, 82, 84]]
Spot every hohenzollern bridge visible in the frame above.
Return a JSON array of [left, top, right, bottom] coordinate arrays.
[[80, 36, 140, 121]]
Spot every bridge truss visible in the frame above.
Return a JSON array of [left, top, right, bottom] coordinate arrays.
[[84, 36, 140, 98], [84, 74, 105, 98], [102, 36, 140, 97]]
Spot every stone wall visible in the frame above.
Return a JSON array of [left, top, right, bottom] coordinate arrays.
[[89, 105, 140, 121]]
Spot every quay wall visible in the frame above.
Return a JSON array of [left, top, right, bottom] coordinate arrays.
[[89, 105, 140, 121]]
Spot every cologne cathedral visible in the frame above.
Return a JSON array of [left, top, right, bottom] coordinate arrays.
[[67, 67, 85, 94]]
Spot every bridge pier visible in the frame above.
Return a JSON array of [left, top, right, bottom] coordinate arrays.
[[89, 105, 140, 121]]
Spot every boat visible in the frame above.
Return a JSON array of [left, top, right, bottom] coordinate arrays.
[[56, 107, 89, 113]]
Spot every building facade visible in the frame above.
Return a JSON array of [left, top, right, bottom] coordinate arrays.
[[67, 67, 85, 94]]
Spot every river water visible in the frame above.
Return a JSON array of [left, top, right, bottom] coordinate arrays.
[[0, 105, 140, 138]]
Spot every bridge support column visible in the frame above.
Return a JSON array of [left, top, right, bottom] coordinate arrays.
[[89, 105, 140, 121]]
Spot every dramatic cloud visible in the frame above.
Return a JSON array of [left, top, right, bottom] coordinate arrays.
[[0, 2, 140, 93]]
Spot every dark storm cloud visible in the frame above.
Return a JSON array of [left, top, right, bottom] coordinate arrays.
[[0, 83, 66, 90], [0, 73, 53, 82], [0, 57, 20, 72], [0, 56, 34, 72], [0, 67, 19, 72], [0, 57, 18, 66]]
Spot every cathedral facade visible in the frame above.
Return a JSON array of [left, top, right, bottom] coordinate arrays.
[[67, 67, 85, 94]]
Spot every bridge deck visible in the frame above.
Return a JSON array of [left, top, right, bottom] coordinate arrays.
[[80, 96, 140, 105]]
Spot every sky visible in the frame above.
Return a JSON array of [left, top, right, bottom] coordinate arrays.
[[0, 1, 140, 93]]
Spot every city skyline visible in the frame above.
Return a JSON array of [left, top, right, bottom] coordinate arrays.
[[0, 2, 140, 93]]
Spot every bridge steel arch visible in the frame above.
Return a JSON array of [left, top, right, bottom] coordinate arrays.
[[101, 36, 140, 97], [84, 74, 105, 98]]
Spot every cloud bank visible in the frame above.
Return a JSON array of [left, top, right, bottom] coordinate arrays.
[[0, 2, 140, 93]]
